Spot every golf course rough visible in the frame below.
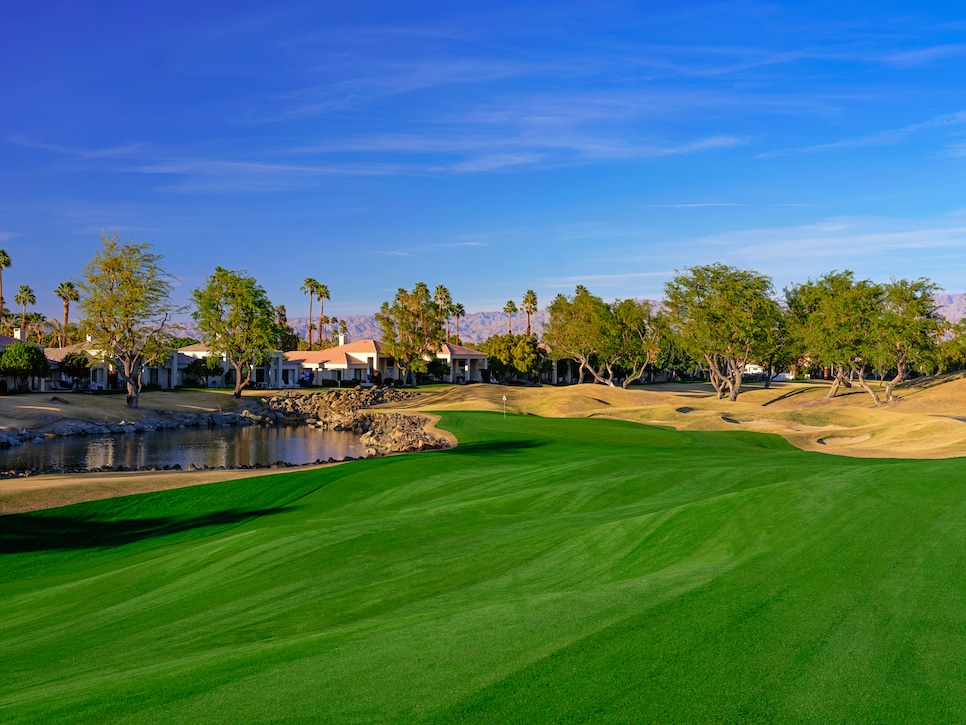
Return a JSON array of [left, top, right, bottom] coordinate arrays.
[[2, 411, 966, 723]]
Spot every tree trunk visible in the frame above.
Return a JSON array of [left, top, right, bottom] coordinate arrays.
[[232, 361, 250, 398], [762, 354, 776, 390], [704, 356, 726, 398], [307, 296, 313, 349], [727, 369, 742, 401], [854, 365, 881, 406], [62, 300, 69, 348], [622, 360, 650, 389], [120, 357, 142, 409], [884, 360, 906, 403], [827, 364, 848, 398]]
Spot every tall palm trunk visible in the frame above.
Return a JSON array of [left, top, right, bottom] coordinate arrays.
[[307, 294, 314, 349], [62, 299, 70, 347]]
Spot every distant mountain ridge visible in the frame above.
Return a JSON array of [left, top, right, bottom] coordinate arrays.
[[174, 294, 966, 345]]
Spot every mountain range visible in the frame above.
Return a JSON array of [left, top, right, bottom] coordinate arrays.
[[175, 294, 966, 346]]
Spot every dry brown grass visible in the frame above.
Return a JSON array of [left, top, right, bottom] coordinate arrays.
[[0, 389, 250, 431], [388, 376, 966, 460]]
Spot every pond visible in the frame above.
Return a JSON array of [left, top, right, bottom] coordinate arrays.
[[0, 425, 367, 473]]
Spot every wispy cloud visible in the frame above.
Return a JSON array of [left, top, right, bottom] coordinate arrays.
[[883, 43, 966, 68], [703, 217, 966, 255], [682, 215, 966, 290], [760, 110, 966, 156], [370, 250, 416, 257], [434, 241, 492, 248], [5, 135, 150, 160]]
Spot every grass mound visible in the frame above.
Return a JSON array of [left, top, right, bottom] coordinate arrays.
[[2, 412, 966, 722]]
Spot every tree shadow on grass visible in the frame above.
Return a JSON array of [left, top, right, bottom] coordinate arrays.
[[0, 506, 294, 554], [444, 440, 546, 456]]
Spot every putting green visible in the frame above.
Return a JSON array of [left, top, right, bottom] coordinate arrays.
[[2, 412, 966, 723]]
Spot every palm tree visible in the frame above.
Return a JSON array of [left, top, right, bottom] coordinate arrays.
[[26, 312, 47, 344], [434, 285, 452, 330], [301, 277, 318, 349], [503, 299, 518, 335], [522, 289, 538, 336], [315, 282, 330, 344], [55, 280, 80, 348], [452, 302, 466, 344], [15, 284, 35, 336], [0, 248, 10, 316]]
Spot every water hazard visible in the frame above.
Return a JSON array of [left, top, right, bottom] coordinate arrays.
[[0, 425, 367, 473]]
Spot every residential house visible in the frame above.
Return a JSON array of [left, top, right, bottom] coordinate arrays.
[[284, 336, 488, 385], [178, 343, 301, 388]]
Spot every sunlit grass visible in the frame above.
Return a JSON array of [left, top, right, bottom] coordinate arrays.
[[3, 412, 966, 722]]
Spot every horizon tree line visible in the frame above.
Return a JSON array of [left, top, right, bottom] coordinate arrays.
[[4, 232, 966, 407]]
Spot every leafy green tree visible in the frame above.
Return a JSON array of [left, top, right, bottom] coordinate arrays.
[[933, 322, 966, 374], [757, 304, 792, 389], [482, 334, 543, 383], [170, 337, 200, 348], [664, 263, 777, 401], [191, 267, 279, 398], [786, 271, 884, 404], [609, 298, 661, 388], [59, 351, 91, 387], [0, 248, 10, 317], [544, 286, 612, 385], [522, 290, 538, 336], [872, 278, 945, 402], [54, 281, 80, 348], [0, 341, 51, 391], [15, 284, 35, 334], [78, 231, 176, 409], [183, 355, 225, 386], [375, 283, 444, 385], [543, 288, 659, 388], [654, 331, 694, 380], [425, 357, 451, 383]]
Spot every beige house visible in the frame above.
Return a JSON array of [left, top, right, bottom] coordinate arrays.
[[178, 343, 301, 388], [45, 339, 195, 391], [284, 337, 488, 385]]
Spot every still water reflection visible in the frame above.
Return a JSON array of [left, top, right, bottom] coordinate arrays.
[[0, 426, 366, 472]]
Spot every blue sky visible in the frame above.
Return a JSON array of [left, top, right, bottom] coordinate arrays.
[[3, 1, 966, 322]]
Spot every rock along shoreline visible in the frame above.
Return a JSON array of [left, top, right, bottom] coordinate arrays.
[[0, 387, 450, 479]]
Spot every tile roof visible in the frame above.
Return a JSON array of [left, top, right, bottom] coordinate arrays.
[[45, 341, 93, 363], [439, 342, 486, 357], [284, 339, 385, 366]]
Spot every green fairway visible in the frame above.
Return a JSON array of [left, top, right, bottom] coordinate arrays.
[[2, 412, 966, 723]]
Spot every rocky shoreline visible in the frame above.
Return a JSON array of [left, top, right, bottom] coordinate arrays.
[[261, 388, 448, 456], [0, 387, 449, 478]]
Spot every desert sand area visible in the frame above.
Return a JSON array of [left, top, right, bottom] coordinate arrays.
[[2, 375, 966, 514]]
